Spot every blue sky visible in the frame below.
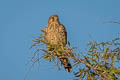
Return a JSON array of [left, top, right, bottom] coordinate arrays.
[[0, 0, 120, 80]]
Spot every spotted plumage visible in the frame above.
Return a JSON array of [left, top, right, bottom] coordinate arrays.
[[44, 14, 72, 72]]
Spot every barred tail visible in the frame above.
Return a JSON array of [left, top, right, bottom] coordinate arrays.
[[60, 58, 72, 72]]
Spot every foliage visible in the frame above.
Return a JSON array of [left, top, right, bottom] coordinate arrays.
[[73, 38, 120, 80], [30, 30, 120, 80]]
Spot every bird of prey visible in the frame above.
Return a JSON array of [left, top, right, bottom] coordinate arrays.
[[43, 14, 72, 72]]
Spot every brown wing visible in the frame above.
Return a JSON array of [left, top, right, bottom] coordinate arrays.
[[58, 24, 67, 46], [58, 25, 72, 72]]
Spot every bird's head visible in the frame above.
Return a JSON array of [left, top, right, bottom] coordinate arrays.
[[48, 14, 59, 23]]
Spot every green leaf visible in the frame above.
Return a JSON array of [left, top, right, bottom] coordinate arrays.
[[73, 79, 79, 80], [41, 29, 45, 32], [102, 47, 109, 58], [73, 61, 80, 67]]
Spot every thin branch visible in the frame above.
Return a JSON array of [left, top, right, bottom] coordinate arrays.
[[70, 56, 109, 80], [102, 21, 120, 24], [70, 56, 97, 70]]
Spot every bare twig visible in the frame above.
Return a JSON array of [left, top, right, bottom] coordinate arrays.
[[102, 21, 120, 24]]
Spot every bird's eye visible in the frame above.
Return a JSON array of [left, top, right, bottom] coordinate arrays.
[[52, 17, 54, 21]]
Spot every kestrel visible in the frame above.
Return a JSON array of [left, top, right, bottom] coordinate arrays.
[[44, 14, 72, 72]]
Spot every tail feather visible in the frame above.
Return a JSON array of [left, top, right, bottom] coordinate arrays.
[[64, 63, 72, 72], [60, 58, 72, 72]]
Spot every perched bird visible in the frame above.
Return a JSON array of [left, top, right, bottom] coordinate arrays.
[[44, 14, 72, 72]]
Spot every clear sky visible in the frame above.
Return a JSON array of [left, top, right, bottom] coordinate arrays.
[[0, 0, 120, 80]]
